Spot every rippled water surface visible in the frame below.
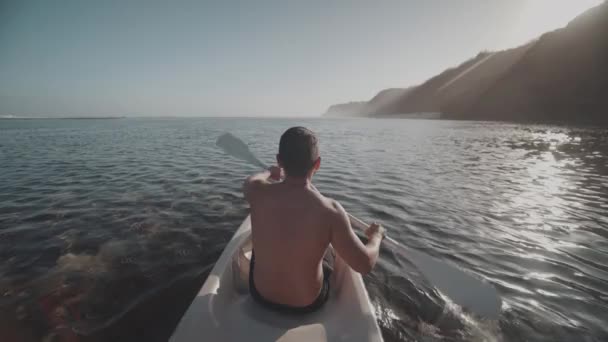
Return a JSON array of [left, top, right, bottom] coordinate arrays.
[[1, 118, 607, 342]]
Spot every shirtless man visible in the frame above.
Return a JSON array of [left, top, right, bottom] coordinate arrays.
[[243, 126, 385, 313]]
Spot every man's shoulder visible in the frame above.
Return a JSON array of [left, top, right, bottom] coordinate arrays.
[[246, 178, 278, 195], [315, 195, 346, 220]]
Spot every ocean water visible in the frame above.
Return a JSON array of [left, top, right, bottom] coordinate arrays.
[[1, 118, 607, 342]]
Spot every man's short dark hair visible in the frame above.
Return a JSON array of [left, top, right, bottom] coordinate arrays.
[[278, 127, 319, 177]]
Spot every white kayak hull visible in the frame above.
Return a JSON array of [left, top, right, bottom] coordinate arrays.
[[170, 215, 384, 342]]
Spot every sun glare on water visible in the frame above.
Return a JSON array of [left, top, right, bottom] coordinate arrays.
[[508, 0, 603, 46]]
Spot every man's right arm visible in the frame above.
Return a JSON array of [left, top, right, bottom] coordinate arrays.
[[243, 166, 282, 203], [328, 201, 384, 274]]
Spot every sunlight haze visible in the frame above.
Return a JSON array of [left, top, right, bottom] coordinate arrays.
[[0, 0, 602, 117]]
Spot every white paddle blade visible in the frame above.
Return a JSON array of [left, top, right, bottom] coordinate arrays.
[[400, 242, 501, 319], [216, 133, 267, 169], [349, 214, 501, 318]]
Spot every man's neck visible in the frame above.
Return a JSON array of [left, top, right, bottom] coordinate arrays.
[[282, 176, 311, 186]]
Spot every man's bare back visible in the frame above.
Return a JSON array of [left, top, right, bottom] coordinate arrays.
[[243, 127, 385, 311], [247, 180, 334, 306]]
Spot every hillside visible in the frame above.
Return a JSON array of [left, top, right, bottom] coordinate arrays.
[[326, 2, 608, 124], [459, 2, 608, 122]]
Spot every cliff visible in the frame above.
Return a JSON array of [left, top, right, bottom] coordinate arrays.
[[326, 2, 608, 124], [457, 2, 608, 123]]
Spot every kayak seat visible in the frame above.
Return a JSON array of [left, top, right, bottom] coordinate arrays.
[[232, 233, 253, 294]]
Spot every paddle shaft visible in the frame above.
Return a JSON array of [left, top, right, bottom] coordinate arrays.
[[348, 211, 400, 246]]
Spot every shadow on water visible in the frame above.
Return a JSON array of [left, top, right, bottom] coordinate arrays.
[[0, 272, 206, 342], [0, 258, 217, 342], [86, 272, 208, 342]]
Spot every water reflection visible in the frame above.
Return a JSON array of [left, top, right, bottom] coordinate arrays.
[[0, 119, 607, 341]]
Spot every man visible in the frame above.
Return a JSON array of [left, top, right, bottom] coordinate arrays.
[[243, 126, 385, 313]]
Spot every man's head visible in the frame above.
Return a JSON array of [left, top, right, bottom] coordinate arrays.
[[277, 127, 320, 178]]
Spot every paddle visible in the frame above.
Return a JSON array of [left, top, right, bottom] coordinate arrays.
[[216, 132, 502, 318]]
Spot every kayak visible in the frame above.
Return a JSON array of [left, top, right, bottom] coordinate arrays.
[[170, 215, 384, 342]]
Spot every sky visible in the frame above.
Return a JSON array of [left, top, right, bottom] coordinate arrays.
[[0, 0, 603, 117]]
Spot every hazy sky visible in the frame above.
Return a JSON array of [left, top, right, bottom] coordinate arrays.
[[0, 0, 602, 117]]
